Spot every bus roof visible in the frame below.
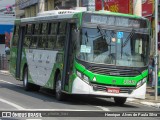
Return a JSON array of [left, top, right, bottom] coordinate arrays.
[[21, 10, 80, 23], [92, 10, 147, 20], [21, 10, 147, 23]]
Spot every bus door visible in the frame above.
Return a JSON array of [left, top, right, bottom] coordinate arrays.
[[62, 22, 76, 91], [15, 26, 25, 79]]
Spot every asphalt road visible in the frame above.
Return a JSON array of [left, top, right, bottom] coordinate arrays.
[[0, 74, 160, 120]]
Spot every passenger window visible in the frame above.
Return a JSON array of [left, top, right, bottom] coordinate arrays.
[[46, 36, 57, 49], [38, 37, 46, 49], [56, 35, 65, 49], [30, 37, 38, 48], [49, 23, 58, 35], [24, 36, 31, 48], [59, 22, 66, 34], [26, 24, 32, 35], [42, 23, 48, 34], [34, 24, 39, 35]]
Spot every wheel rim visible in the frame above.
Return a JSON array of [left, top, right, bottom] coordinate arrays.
[[24, 71, 27, 87], [56, 80, 61, 96]]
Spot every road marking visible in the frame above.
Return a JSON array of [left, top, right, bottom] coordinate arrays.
[[0, 98, 99, 111], [0, 79, 110, 111], [0, 98, 25, 110], [95, 106, 110, 111], [0, 79, 23, 87]]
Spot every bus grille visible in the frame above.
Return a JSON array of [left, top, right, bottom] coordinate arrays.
[[88, 66, 140, 77], [91, 83, 135, 94]]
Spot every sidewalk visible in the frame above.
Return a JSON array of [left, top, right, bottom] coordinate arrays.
[[128, 86, 160, 108], [0, 70, 10, 75]]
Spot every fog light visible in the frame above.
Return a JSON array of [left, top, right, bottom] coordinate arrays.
[[93, 85, 98, 91]]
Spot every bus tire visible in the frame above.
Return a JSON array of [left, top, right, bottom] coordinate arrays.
[[55, 73, 64, 101], [23, 67, 32, 91], [114, 97, 126, 106]]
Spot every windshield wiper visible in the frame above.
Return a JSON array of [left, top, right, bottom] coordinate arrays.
[[122, 29, 135, 48], [97, 25, 106, 39]]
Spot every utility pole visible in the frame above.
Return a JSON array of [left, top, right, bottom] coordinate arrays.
[[77, 0, 80, 7], [155, 0, 158, 101], [102, 0, 105, 10]]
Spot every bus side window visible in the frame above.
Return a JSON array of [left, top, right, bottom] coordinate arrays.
[[24, 36, 31, 48], [47, 22, 57, 49], [46, 36, 56, 49], [38, 36, 46, 49], [56, 22, 66, 49], [58, 22, 66, 34], [12, 25, 19, 46], [34, 23, 40, 35], [42, 23, 48, 34], [30, 36, 38, 48], [49, 23, 58, 35], [26, 24, 32, 35]]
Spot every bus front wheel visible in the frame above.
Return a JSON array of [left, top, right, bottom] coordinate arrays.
[[114, 97, 127, 106], [55, 74, 64, 101]]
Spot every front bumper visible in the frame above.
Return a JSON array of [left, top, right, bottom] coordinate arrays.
[[72, 77, 146, 99]]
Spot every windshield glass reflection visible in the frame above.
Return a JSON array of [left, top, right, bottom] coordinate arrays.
[[76, 27, 149, 67]]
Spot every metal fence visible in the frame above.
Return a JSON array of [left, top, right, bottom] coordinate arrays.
[[0, 54, 9, 70]]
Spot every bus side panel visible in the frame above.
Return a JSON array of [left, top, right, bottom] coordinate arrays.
[[25, 49, 59, 87], [44, 55, 64, 89], [9, 47, 17, 77], [9, 24, 20, 78], [19, 48, 27, 81]]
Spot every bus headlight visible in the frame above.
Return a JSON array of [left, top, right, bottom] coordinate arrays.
[[83, 75, 90, 84], [76, 71, 90, 84], [136, 78, 146, 88], [76, 71, 82, 78], [142, 77, 146, 83]]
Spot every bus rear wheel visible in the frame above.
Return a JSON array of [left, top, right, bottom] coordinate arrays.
[[55, 74, 64, 101], [114, 97, 127, 106], [23, 67, 32, 91], [23, 67, 40, 91]]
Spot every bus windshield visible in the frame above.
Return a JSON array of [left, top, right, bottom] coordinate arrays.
[[76, 27, 149, 67]]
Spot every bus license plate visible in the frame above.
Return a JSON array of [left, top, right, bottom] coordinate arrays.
[[107, 88, 120, 94]]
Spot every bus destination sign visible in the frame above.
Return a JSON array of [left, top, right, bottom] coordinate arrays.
[[83, 13, 147, 28]]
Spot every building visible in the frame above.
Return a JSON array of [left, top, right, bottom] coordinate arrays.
[[0, 0, 16, 55], [15, 0, 25, 18], [17, 0, 79, 17]]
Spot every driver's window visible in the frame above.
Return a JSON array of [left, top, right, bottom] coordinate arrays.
[[135, 39, 142, 54]]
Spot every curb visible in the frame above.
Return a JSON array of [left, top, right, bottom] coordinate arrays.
[[0, 70, 10, 76], [127, 98, 160, 108], [140, 102, 160, 108]]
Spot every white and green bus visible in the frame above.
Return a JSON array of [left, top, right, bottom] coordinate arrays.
[[9, 10, 151, 105]]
